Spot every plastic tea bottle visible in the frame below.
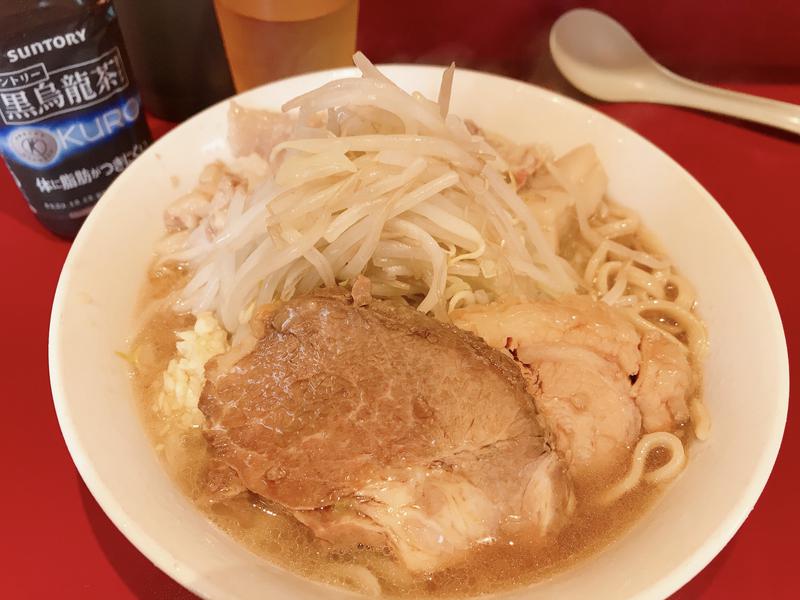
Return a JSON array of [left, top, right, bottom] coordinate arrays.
[[0, 0, 152, 238]]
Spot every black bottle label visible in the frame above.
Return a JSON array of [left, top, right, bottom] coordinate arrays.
[[0, 2, 151, 233]]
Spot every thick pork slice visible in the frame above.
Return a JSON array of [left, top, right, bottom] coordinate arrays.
[[452, 296, 644, 481], [632, 331, 692, 432], [451, 296, 695, 462], [199, 285, 573, 571]]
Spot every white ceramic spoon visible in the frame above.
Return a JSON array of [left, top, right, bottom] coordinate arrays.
[[550, 8, 800, 135]]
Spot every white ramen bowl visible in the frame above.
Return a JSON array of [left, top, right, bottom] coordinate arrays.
[[49, 66, 788, 600]]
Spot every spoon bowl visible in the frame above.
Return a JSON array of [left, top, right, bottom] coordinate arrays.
[[551, 9, 656, 89]]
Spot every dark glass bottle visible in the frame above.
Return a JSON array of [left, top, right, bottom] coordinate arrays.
[[0, 0, 152, 239], [113, 0, 234, 121]]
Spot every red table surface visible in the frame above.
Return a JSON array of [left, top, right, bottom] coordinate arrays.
[[1, 1, 797, 598]]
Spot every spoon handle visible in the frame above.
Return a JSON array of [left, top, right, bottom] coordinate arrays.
[[656, 69, 800, 135]]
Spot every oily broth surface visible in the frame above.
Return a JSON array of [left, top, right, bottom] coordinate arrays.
[[129, 270, 670, 598]]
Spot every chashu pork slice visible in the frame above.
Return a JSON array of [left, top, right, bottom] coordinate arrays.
[[199, 283, 573, 572]]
